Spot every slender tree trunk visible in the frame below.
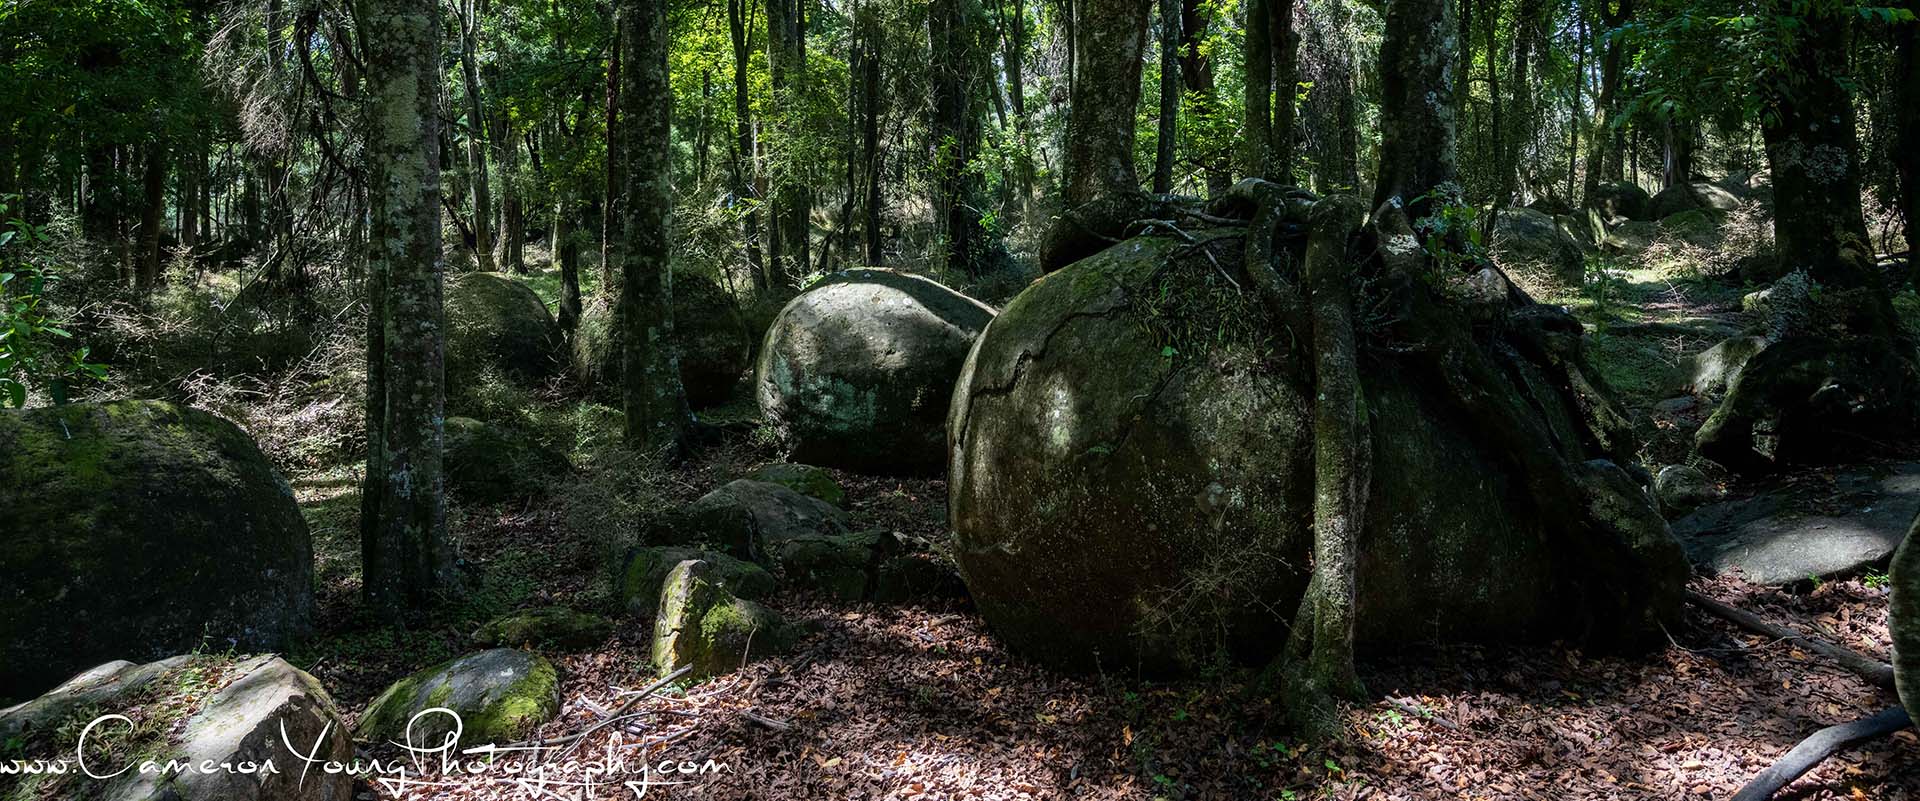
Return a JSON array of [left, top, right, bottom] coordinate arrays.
[[556, 203, 583, 331], [1178, 0, 1231, 195], [1581, 0, 1632, 208], [1893, 10, 1918, 263], [458, 3, 496, 271], [1267, 0, 1297, 180], [1039, 0, 1152, 271], [1568, 13, 1584, 199], [1373, 0, 1459, 214], [137, 143, 167, 293], [1243, 0, 1272, 178], [1151, 0, 1178, 194], [494, 108, 526, 273], [1301, 0, 1359, 193], [728, 0, 767, 290], [603, 26, 621, 291], [1661, 117, 1695, 192], [618, 0, 693, 453], [765, 0, 811, 291], [858, 2, 885, 265], [358, 0, 452, 615], [996, 0, 1036, 216]]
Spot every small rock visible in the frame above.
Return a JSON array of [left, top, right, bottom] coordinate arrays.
[[873, 552, 970, 602], [1653, 396, 1697, 415], [1655, 465, 1720, 515], [357, 649, 560, 748], [472, 607, 614, 649], [651, 560, 798, 678], [772, 530, 892, 600]]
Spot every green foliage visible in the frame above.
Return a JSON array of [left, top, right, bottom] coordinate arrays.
[[0, 198, 105, 407]]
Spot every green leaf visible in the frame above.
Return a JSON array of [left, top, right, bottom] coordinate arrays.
[[4, 381, 23, 409]]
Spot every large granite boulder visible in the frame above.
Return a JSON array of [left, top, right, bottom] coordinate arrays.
[[1588, 180, 1653, 222], [572, 272, 753, 408], [756, 270, 996, 474], [0, 655, 353, 801], [357, 649, 560, 748], [1490, 206, 1586, 286], [446, 270, 563, 384], [948, 226, 1687, 674], [1675, 461, 1920, 585], [649, 479, 852, 564], [0, 401, 313, 698]]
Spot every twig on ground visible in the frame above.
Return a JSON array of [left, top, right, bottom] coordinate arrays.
[[1685, 590, 1896, 690], [739, 709, 794, 732], [1384, 696, 1461, 730]]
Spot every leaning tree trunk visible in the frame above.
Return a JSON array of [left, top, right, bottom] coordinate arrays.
[[617, 0, 694, 454], [358, 0, 453, 615], [1038, 0, 1153, 271]]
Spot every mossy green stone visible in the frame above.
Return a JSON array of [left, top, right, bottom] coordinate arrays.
[[744, 462, 846, 506], [619, 546, 775, 618], [0, 401, 314, 698], [650, 560, 797, 679], [357, 649, 559, 747], [443, 416, 570, 503], [472, 607, 615, 649], [446, 271, 563, 386]]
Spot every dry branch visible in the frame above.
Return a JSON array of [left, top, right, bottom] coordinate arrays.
[[1684, 590, 1896, 690]]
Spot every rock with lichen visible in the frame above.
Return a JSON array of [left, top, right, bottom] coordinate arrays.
[[0, 400, 314, 699], [745, 462, 846, 506], [446, 271, 563, 385], [619, 545, 776, 618], [357, 649, 560, 748], [472, 607, 615, 650], [756, 270, 995, 474], [650, 560, 798, 678]]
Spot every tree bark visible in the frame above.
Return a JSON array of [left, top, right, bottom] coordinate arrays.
[[1177, 0, 1231, 195], [458, 0, 496, 271], [1039, 0, 1152, 271], [617, 0, 694, 454], [728, 0, 767, 290], [1893, 7, 1919, 265], [1151, 0, 1178, 194], [1242, 0, 1272, 179], [1372, 0, 1459, 216], [494, 108, 526, 273], [1300, 0, 1359, 193], [1581, 0, 1632, 209], [358, 0, 452, 615], [137, 143, 167, 293], [765, 0, 811, 291], [1757, 11, 1874, 288], [857, 1, 885, 266], [930, 0, 995, 277]]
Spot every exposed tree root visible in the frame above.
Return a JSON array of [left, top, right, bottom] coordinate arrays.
[[1685, 589, 1897, 690], [1728, 706, 1911, 801]]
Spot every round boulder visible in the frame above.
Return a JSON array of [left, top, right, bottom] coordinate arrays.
[[756, 270, 996, 474], [446, 271, 563, 384], [1589, 181, 1653, 222], [444, 416, 570, 504], [0, 401, 314, 698], [1490, 206, 1587, 286], [948, 229, 1687, 674], [358, 649, 560, 748], [571, 273, 752, 409]]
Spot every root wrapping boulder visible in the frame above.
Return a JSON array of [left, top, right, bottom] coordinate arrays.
[[756, 270, 996, 474], [0, 401, 314, 698], [948, 225, 1689, 675]]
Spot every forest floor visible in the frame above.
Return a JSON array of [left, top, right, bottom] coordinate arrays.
[[285, 262, 1920, 800]]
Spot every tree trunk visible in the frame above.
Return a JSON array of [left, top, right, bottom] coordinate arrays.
[[358, 0, 452, 615], [1661, 117, 1694, 192], [494, 109, 526, 273], [1581, 0, 1632, 209], [1177, 0, 1231, 195], [458, 1, 495, 271], [858, 2, 885, 266], [1894, 8, 1919, 264], [1373, 0, 1458, 215], [1039, 0, 1152, 271], [1267, 0, 1298, 180], [765, 0, 811, 291], [617, 0, 694, 454], [728, 0, 767, 290], [1757, 14, 1873, 288], [556, 203, 583, 332], [1242, 0, 1272, 179], [930, 0, 995, 277], [1151, 0, 1178, 194], [1301, 0, 1359, 193], [137, 143, 167, 293]]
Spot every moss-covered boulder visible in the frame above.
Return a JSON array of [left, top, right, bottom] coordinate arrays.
[[756, 270, 996, 474], [1649, 181, 1740, 219], [650, 560, 799, 678], [618, 545, 776, 618], [1686, 335, 1769, 398], [446, 271, 563, 385], [472, 607, 615, 650], [650, 479, 852, 563], [744, 462, 846, 506], [0, 655, 353, 801], [1589, 180, 1653, 222], [1604, 220, 1660, 258], [948, 228, 1688, 674], [570, 273, 753, 409], [444, 416, 571, 504], [1658, 208, 1724, 249], [0, 401, 314, 698], [357, 649, 560, 748], [1490, 206, 1586, 286]]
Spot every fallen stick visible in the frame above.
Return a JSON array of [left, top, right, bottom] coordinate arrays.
[[1683, 590, 1896, 690], [739, 709, 793, 732], [1729, 706, 1911, 801]]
